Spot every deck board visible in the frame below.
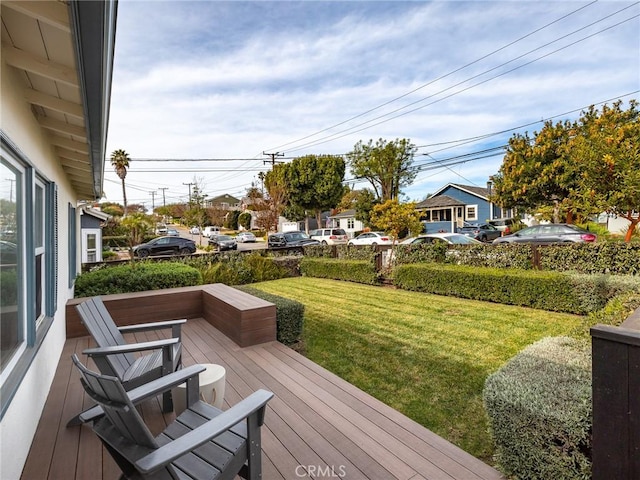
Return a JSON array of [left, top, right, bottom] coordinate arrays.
[[21, 318, 503, 480]]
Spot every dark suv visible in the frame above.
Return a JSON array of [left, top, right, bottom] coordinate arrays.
[[267, 231, 320, 249], [133, 236, 196, 257]]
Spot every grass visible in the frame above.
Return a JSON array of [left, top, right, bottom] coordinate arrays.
[[250, 277, 583, 463]]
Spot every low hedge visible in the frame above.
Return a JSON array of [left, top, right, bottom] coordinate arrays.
[[74, 262, 202, 297], [235, 285, 304, 346], [300, 257, 379, 285], [393, 263, 640, 314], [483, 336, 592, 479]]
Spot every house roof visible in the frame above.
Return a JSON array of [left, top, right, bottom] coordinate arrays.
[[329, 209, 356, 219], [210, 194, 240, 205], [1, 1, 117, 200], [430, 183, 490, 200], [415, 195, 465, 209], [80, 207, 111, 222]]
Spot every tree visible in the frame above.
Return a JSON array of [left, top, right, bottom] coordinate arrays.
[[238, 212, 252, 230], [257, 167, 288, 232], [491, 121, 582, 223], [369, 200, 423, 244], [285, 155, 345, 230], [110, 149, 131, 216], [120, 212, 153, 261], [347, 138, 417, 202], [337, 188, 379, 228], [569, 100, 640, 242], [99, 202, 124, 217]]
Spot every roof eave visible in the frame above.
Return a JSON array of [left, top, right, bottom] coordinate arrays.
[[68, 0, 118, 200]]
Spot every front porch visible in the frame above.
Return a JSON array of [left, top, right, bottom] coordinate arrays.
[[21, 313, 503, 479]]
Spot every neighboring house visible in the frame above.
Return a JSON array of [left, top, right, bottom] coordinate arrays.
[[209, 193, 241, 210], [0, 2, 116, 479], [80, 207, 111, 263], [415, 183, 515, 233], [328, 209, 364, 238]]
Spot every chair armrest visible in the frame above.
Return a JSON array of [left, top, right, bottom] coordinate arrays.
[[118, 319, 187, 334], [136, 389, 274, 473], [83, 338, 179, 357], [78, 365, 206, 423]]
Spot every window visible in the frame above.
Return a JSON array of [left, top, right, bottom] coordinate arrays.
[[86, 233, 97, 262], [1, 135, 58, 416], [347, 218, 354, 229], [466, 205, 478, 221]]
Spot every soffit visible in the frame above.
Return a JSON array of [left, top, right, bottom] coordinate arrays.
[[1, 1, 95, 199]]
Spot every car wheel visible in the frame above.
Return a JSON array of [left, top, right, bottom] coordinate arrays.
[[348, 241, 354, 246], [371, 242, 377, 246], [321, 240, 328, 245], [179, 247, 191, 255], [137, 249, 149, 258], [480, 235, 487, 242]]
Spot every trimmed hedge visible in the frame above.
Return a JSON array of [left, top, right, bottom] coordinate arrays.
[[393, 263, 640, 314], [300, 257, 379, 285], [74, 262, 202, 297], [235, 285, 304, 346], [484, 337, 592, 479]]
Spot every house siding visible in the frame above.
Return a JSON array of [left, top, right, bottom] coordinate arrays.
[[438, 185, 492, 224], [1, 54, 77, 480]]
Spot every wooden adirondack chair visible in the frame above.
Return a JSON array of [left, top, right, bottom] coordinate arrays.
[[72, 354, 274, 480], [68, 296, 185, 426]]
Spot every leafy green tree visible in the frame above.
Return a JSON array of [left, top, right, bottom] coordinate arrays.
[[285, 155, 345, 229], [99, 202, 124, 217], [258, 167, 288, 232], [225, 210, 241, 230], [347, 138, 417, 202], [491, 121, 580, 223], [238, 212, 252, 230], [369, 200, 423, 243], [569, 100, 640, 242], [121, 212, 153, 261], [110, 149, 131, 216]]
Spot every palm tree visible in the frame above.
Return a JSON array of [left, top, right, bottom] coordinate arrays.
[[110, 149, 130, 216]]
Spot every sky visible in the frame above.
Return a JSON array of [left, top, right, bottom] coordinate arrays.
[[103, 0, 640, 210]]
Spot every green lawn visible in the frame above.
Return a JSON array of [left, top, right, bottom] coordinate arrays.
[[251, 277, 583, 463]]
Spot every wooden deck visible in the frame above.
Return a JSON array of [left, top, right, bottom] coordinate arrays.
[[21, 318, 503, 480]]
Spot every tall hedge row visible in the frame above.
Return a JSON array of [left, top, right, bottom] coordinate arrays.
[[300, 258, 379, 285]]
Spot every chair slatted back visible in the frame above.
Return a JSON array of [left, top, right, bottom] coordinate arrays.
[[72, 354, 157, 448], [76, 297, 135, 378]]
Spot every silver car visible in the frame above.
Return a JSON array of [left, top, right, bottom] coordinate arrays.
[[493, 224, 597, 244]]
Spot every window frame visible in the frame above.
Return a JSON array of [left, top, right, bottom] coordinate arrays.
[[466, 205, 478, 221], [0, 133, 58, 419]]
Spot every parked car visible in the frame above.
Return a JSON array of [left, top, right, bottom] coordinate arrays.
[[347, 231, 393, 246], [493, 224, 597, 244], [155, 223, 168, 235], [457, 223, 502, 242], [488, 218, 518, 233], [203, 226, 221, 237], [133, 236, 196, 257], [208, 234, 238, 251], [309, 228, 348, 245], [236, 231, 257, 243], [401, 233, 483, 245], [189, 226, 201, 235], [267, 231, 320, 249], [166, 227, 180, 237]]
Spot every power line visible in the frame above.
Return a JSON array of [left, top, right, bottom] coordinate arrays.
[[283, 9, 640, 153], [264, 0, 601, 153]]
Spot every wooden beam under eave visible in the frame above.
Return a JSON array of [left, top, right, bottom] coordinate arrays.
[[38, 116, 87, 139], [61, 162, 92, 176], [2, 46, 79, 87], [2, 1, 71, 33], [49, 135, 89, 154], [24, 88, 84, 118], [56, 147, 89, 163]]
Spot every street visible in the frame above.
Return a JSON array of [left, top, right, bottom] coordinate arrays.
[[173, 225, 267, 251]]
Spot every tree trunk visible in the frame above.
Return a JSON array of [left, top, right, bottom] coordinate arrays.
[[121, 178, 128, 216], [624, 217, 639, 243]]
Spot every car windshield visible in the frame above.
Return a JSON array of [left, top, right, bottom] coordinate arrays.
[[446, 235, 480, 244], [217, 235, 233, 241], [285, 232, 309, 241]]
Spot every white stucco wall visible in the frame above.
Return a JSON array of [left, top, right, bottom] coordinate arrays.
[[1, 56, 78, 480]]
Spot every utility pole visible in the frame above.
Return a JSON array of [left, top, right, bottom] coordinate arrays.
[[183, 182, 195, 208], [263, 151, 284, 167], [149, 191, 156, 213], [5, 178, 15, 203], [158, 187, 168, 207]]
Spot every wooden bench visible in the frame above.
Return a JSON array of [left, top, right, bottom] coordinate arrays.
[[66, 284, 277, 348]]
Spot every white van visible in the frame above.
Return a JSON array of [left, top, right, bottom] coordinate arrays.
[[203, 226, 221, 238]]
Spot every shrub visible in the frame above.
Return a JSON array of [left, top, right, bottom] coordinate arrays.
[[484, 337, 592, 479], [0, 269, 18, 305], [573, 291, 640, 340], [235, 285, 304, 346], [539, 242, 640, 275], [393, 263, 640, 314], [300, 258, 379, 285], [74, 262, 202, 297]]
